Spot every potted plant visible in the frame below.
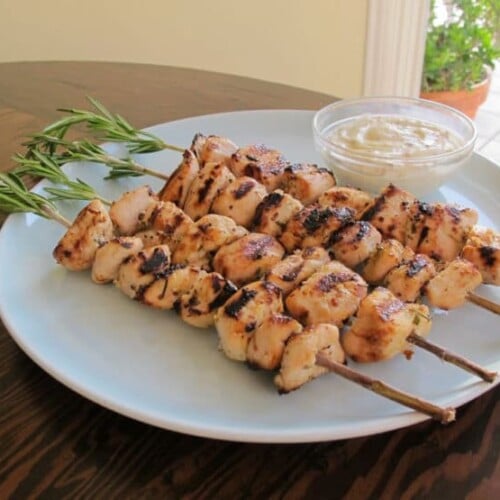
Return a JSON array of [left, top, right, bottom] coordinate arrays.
[[420, 0, 500, 118]]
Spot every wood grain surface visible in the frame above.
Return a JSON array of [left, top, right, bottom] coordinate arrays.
[[0, 62, 498, 499]]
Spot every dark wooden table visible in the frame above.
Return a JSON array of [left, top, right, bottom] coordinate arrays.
[[0, 62, 498, 499]]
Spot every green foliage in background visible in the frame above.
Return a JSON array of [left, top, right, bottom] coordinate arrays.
[[422, 0, 500, 92]]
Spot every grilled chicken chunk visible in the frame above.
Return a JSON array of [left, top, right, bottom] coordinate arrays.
[[279, 204, 354, 252], [53, 199, 114, 271], [252, 190, 303, 237], [361, 239, 414, 285], [173, 214, 248, 269], [158, 149, 199, 206], [147, 201, 194, 251], [211, 176, 267, 227], [183, 162, 235, 220], [461, 226, 500, 285], [363, 184, 417, 243], [405, 202, 478, 262], [342, 287, 432, 363], [280, 163, 335, 205], [230, 144, 288, 190], [213, 233, 285, 286], [92, 236, 144, 284], [265, 246, 330, 296], [384, 254, 436, 302], [115, 245, 171, 299], [425, 258, 482, 310], [329, 221, 382, 268], [190, 134, 238, 167], [178, 272, 237, 328], [318, 186, 373, 219], [109, 185, 158, 235], [274, 323, 345, 393], [286, 261, 368, 326], [214, 281, 283, 361], [142, 265, 201, 309], [246, 313, 303, 370]]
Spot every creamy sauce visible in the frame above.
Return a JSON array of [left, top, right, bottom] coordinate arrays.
[[328, 114, 464, 158]]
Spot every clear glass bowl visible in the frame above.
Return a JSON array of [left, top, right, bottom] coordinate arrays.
[[312, 97, 476, 196]]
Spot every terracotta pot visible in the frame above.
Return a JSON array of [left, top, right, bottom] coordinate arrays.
[[420, 73, 491, 119]]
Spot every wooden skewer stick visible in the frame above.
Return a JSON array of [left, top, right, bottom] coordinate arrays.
[[467, 292, 500, 315], [407, 332, 497, 383], [315, 352, 456, 424]]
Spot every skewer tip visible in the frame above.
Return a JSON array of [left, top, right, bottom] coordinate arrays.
[[440, 407, 456, 424], [316, 352, 456, 425]]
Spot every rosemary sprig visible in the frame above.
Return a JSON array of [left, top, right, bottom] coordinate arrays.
[[61, 140, 170, 180], [13, 150, 111, 205], [0, 172, 71, 228], [24, 97, 185, 155], [25, 135, 170, 181]]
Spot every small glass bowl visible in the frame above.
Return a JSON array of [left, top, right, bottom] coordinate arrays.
[[312, 97, 476, 196]]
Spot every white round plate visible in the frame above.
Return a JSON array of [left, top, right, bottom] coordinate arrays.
[[0, 110, 499, 443]]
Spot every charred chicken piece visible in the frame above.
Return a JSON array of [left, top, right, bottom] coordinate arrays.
[[183, 162, 235, 220], [213, 233, 285, 286], [265, 246, 330, 296], [214, 281, 283, 361], [274, 323, 345, 393], [361, 239, 414, 285], [425, 258, 482, 310], [115, 244, 171, 299], [179, 272, 238, 328], [158, 149, 200, 206], [342, 287, 432, 363], [384, 254, 436, 302], [142, 265, 201, 310], [329, 221, 382, 269], [246, 313, 303, 370], [53, 199, 114, 271], [230, 144, 288, 191], [318, 186, 373, 219], [173, 214, 248, 269], [109, 185, 158, 236], [147, 201, 194, 251], [286, 261, 368, 326], [190, 134, 238, 168], [461, 226, 500, 285], [211, 176, 267, 227], [252, 189, 303, 237], [405, 202, 478, 262], [280, 163, 335, 205], [92, 236, 144, 284], [280, 204, 354, 252], [363, 184, 417, 243]]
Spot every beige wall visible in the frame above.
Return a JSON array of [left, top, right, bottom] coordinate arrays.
[[0, 0, 367, 98]]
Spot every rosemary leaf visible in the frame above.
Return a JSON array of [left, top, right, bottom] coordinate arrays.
[[0, 172, 59, 219]]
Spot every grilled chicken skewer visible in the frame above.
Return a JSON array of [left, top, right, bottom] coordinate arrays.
[[0, 182, 468, 423], [14, 150, 495, 382]]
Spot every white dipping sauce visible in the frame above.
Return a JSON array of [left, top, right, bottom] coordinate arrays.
[[328, 114, 463, 158]]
